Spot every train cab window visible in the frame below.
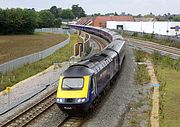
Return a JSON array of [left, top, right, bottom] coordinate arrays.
[[62, 78, 84, 90]]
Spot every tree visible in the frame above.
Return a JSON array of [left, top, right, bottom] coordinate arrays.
[[60, 9, 74, 20], [0, 8, 37, 34], [54, 18, 62, 27], [114, 12, 118, 16], [92, 13, 101, 16], [38, 10, 55, 28], [50, 6, 62, 18], [144, 12, 156, 18], [173, 16, 180, 22], [72, 4, 86, 18]]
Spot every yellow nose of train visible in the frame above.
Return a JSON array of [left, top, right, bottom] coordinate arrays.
[[56, 76, 90, 99]]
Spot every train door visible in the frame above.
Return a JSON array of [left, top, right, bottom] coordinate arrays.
[[91, 75, 97, 97]]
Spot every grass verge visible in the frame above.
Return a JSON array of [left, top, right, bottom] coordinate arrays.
[[134, 50, 150, 85], [151, 53, 180, 127], [0, 34, 78, 91]]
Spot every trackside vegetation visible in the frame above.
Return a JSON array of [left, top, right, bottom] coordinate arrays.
[[134, 50, 150, 85], [134, 50, 180, 127], [0, 35, 78, 91], [151, 53, 180, 127]]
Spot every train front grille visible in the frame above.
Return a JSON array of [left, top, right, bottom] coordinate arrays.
[[66, 98, 74, 103]]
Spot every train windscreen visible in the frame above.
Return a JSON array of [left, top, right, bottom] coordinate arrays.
[[62, 78, 84, 90]]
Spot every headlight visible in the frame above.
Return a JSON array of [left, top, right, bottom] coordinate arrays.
[[77, 98, 86, 103], [81, 98, 86, 102], [77, 99, 82, 103], [56, 98, 63, 103]]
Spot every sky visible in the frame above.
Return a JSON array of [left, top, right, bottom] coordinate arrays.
[[0, 0, 180, 15]]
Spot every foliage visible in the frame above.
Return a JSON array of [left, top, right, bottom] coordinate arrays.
[[60, 9, 74, 20], [151, 53, 180, 127], [38, 10, 55, 28], [134, 50, 150, 85], [0, 8, 38, 34], [50, 6, 62, 18], [136, 64, 150, 85], [173, 15, 180, 22], [152, 52, 180, 71], [0, 4, 87, 34], [134, 50, 147, 62], [72, 4, 86, 18], [54, 18, 62, 27]]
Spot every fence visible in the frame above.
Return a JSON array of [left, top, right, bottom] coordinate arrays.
[[35, 28, 76, 34], [0, 33, 70, 74]]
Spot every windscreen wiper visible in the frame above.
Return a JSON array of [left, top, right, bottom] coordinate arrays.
[[64, 83, 74, 89]]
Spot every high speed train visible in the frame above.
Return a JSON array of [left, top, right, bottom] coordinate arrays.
[[56, 24, 126, 114]]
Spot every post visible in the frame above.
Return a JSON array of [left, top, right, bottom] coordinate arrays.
[[6, 87, 11, 107]]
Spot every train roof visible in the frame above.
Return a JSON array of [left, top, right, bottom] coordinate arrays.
[[63, 52, 113, 76], [112, 35, 123, 41], [101, 49, 117, 58], [63, 65, 94, 77], [106, 40, 125, 52]]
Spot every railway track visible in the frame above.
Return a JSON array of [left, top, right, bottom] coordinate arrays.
[[57, 116, 85, 127], [127, 38, 180, 59], [0, 89, 57, 127]]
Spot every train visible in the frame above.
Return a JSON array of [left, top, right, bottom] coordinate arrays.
[[56, 24, 126, 114]]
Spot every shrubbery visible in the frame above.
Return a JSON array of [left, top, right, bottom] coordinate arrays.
[[0, 8, 38, 34]]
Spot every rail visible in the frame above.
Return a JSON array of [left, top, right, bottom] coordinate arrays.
[[127, 38, 180, 59]]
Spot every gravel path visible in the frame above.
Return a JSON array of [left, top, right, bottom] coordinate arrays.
[[82, 47, 136, 127]]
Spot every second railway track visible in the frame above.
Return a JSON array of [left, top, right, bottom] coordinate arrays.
[[127, 38, 180, 59]]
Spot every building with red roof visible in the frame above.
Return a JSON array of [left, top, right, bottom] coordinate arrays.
[[92, 16, 134, 28], [76, 16, 134, 28]]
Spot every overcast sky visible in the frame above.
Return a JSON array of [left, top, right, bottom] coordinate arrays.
[[0, 0, 180, 15]]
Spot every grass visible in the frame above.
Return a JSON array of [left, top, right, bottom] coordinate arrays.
[[134, 50, 150, 85], [151, 53, 180, 127], [0, 34, 78, 91], [123, 31, 180, 49], [134, 50, 148, 62], [134, 50, 180, 127], [136, 64, 150, 85], [0, 33, 68, 64]]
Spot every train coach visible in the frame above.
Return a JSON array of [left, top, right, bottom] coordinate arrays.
[[56, 25, 126, 114]]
